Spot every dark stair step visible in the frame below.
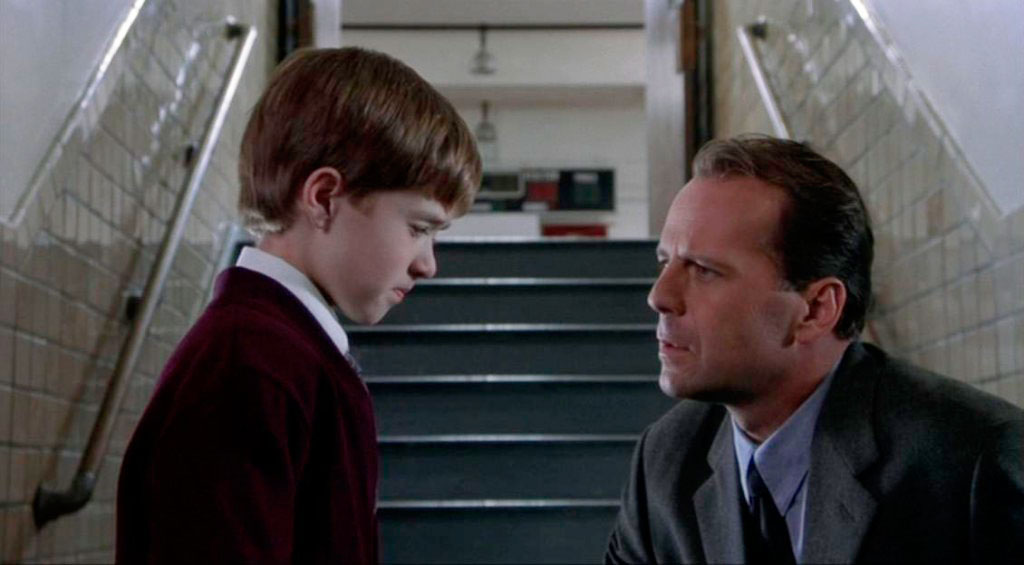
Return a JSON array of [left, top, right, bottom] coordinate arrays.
[[368, 375, 675, 435], [434, 239, 658, 278], [378, 500, 619, 564], [378, 434, 637, 499], [349, 324, 659, 376], [371, 278, 656, 325]]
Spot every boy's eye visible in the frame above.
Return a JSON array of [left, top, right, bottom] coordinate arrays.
[[410, 224, 431, 237]]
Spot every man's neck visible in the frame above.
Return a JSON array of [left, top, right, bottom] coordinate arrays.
[[729, 340, 850, 443]]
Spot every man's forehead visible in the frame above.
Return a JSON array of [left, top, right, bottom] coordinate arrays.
[[660, 177, 785, 256], [675, 177, 784, 222]]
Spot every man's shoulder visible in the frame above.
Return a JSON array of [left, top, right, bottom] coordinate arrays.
[[639, 399, 727, 470], [647, 399, 725, 441], [849, 342, 1024, 444]]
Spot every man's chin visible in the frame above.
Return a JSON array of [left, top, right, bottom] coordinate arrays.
[[658, 369, 748, 404], [659, 370, 695, 399]]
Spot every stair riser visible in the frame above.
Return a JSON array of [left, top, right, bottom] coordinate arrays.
[[374, 286, 655, 325], [380, 441, 635, 499], [371, 382, 676, 434], [234, 239, 658, 277], [434, 242, 658, 278], [379, 507, 618, 564], [351, 331, 660, 375]]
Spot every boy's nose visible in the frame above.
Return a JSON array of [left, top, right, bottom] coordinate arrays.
[[411, 243, 437, 279]]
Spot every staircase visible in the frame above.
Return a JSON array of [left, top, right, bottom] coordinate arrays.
[[347, 239, 677, 564]]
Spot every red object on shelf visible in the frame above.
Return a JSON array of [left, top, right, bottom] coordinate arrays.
[[542, 224, 608, 237], [525, 180, 559, 206]]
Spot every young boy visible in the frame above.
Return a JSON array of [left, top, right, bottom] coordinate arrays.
[[116, 47, 481, 563]]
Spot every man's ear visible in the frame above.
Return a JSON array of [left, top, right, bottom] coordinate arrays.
[[793, 277, 847, 344], [297, 166, 345, 231]]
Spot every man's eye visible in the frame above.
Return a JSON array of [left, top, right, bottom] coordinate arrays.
[[691, 263, 717, 279], [410, 225, 430, 237]]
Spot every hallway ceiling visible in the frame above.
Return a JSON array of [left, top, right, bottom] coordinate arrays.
[[341, 0, 644, 26]]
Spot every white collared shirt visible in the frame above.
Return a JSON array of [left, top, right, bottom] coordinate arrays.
[[235, 246, 350, 355]]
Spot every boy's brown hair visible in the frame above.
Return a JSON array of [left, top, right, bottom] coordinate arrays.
[[239, 47, 482, 235]]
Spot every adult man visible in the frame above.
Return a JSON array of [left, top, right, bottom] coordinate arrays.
[[606, 136, 1023, 564]]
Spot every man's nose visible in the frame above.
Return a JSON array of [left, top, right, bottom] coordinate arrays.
[[648, 265, 685, 315]]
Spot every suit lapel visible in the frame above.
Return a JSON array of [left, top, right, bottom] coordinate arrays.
[[801, 343, 880, 564], [693, 417, 747, 565]]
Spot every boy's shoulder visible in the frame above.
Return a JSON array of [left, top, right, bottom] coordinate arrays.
[[159, 267, 357, 415], [198, 266, 330, 358]]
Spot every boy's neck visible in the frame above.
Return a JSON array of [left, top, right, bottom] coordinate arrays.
[[256, 230, 311, 277]]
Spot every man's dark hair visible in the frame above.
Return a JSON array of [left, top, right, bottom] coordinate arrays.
[[693, 135, 874, 339]]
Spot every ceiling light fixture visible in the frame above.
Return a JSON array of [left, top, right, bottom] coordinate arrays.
[[471, 24, 496, 75], [475, 100, 498, 165]]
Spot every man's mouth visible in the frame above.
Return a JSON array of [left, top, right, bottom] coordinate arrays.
[[657, 333, 691, 353], [657, 332, 676, 347]]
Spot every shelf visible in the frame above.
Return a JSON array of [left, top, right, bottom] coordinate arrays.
[[438, 83, 643, 107]]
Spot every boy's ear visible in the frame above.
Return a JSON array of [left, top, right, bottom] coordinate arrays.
[[793, 277, 847, 344], [297, 166, 345, 231]]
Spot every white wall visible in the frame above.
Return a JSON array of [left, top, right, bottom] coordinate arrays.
[[644, 0, 684, 237], [861, 0, 1024, 215], [455, 101, 649, 238], [0, 0, 136, 224], [341, 29, 644, 87], [312, 0, 343, 47], [343, 0, 643, 26], [342, 28, 649, 238]]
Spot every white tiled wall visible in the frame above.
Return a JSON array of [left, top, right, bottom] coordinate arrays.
[[0, 0, 274, 560], [860, 0, 1024, 214], [713, 0, 1024, 406], [0, 0, 136, 222]]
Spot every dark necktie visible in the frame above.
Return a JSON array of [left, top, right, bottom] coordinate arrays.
[[746, 461, 797, 565]]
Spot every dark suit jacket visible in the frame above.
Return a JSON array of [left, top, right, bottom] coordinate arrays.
[[606, 342, 1024, 564], [117, 267, 378, 564]]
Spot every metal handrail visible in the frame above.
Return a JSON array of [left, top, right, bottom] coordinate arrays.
[[736, 19, 792, 139], [32, 19, 258, 528]]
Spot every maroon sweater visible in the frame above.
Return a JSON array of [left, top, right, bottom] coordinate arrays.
[[117, 267, 378, 564]]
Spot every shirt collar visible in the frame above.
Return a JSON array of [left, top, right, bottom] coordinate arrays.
[[235, 246, 350, 355], [732, 354, 842, 514]]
